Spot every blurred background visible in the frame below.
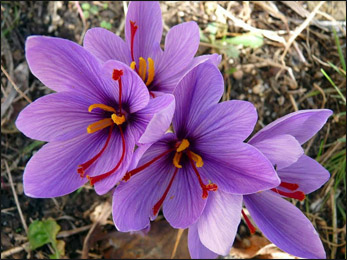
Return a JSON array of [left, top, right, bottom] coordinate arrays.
[[1, 1, 346, 259]]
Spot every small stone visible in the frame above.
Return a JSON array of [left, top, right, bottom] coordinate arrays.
[[232, 70, 243, 80]]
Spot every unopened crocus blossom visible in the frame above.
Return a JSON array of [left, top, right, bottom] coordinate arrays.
[[16, 36, 175, 197], [84, 1, 220, 96], [188, 109, 332, 259], [112, 61, 280, 232]]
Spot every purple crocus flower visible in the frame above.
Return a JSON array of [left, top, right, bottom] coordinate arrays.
[[112, 60, 280, 232], [188, 109, 332, 259], [83, 1, 220, 97], [15, 36, 175, 197]]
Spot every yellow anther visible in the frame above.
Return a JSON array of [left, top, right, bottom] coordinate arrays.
[[188, 151, 204, 167], [87, 118, 113, 134], [138, 57, 147, 81], [111, 114, 126, 125], [130, 61, 136, 70], [173, 152, 182, 168], [88, 104, 116, 113], [177, 139, 190, 152], [145, 57, 155, 86]]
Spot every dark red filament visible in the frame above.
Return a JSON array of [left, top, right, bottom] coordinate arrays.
[[271, 188, 305, 201], [123, 148, 175, 182], [188, 154, 218, 199], [78, 125, 114, 177], [112, 69, 124, 114], [279, 181, 299, 191], [153, 167, 179, 216], [149, 92, 155, 98], [130, 21, 138, 63], [242, 209, 256, 234], [87, 125, 126, 185]]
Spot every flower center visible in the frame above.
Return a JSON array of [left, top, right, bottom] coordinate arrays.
[[271, 181, 305, 201], [129, 21, 156, 90], [77, 69, 127, 185], [122, 138, 218, 215]]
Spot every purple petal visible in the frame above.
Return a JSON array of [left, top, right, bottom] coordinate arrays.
[[250, 109, 333, 145], [189, 54, 222, 69], [23, 132, 109, 198], [112, 133, 176, 231], [134, 94, 175, 144], [102, 60, 149, 113], [16, 92, 100, 142], [190, 100, 257, 143], [83, 27, 131, 64], [250, 134, 304, 170], [197, 191, 242, 255], [198, 142, 280, 194], [244, 191, 326, 259], [163, 164, 207, 229], [278, 155, 330, 194], [125, 1, 162, 61], [128, 143, 152, 171], [26, 36, 106, 96], [173, 62, 224, 137], [153, 21, 200, 92], [188, 224, 218, 259], [90, 128, 135, 195]]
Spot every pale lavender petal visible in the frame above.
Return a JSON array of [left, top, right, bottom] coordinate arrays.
[[188, 224, 218, 259], [278, 155, 330, 194], [23, 132, 109, 198], [163, 164, 207, 229], [83, 27, 131, 64], [90, 128, 135, 195], [125, 1, 162, 61], [173, 62, 224, 137], [198, 142, 280, 194], [26, 36, 107, 96], [197, 191, 242, 255], [112, 133, 176, 231], [250, 109, 333, 145], [250, 134, 304, 170], [102, 60, 149, 113], [15, 92, 100, 142], [133, 94, 175, 144], [190, 100, 257, 143], [244, 191, 326, 259], [153, 22, 200, 92], [189, 53, 222, 69]]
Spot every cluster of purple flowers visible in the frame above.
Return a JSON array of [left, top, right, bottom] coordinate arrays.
[[16, 2, 332, 259]]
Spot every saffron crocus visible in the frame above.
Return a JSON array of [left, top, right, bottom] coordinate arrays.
[[84, 1, 221, 96], [15, 36, 175, 197], [112, 61, 280, 232], [188, 109, 332, 259]]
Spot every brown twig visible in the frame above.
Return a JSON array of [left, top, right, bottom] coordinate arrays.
[[171, 229, 184, 259], [1, 65, 32, 103], [4, 160, 28, 235]]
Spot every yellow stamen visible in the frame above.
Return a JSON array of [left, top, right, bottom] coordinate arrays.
[[130, 61, 136, 70], [88, 104, 116, 113], [177, 139, 190, 152], [87, 118, 113, 134], [139, 57, 147, 81], [173, 152, 182, 168], [111, 114, 126, 125], [188, 151, 204, 167], [145, 57, 155, 86]]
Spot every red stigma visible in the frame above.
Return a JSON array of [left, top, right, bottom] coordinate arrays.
[[242, 209, 256, 234], [123, 148, 175, 182], [271, 188, 305, 201], [188, 154, 218, 199], [112, 69, 124, 114], [153, 167, 179, 216], [77, 125, 114, 177], [112, 69, 123, 81], [279, 181, 299, 191], [130, 21, 138, 63], [87, 125, 126, 185]]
